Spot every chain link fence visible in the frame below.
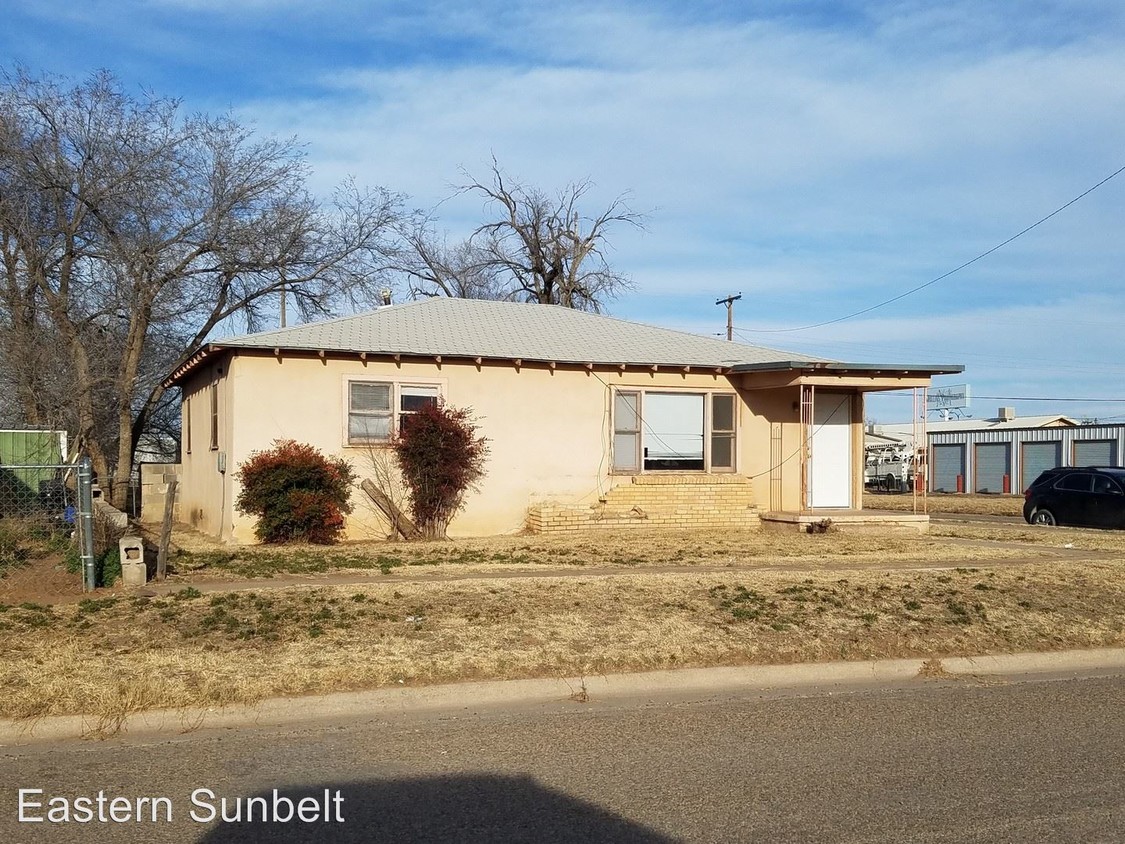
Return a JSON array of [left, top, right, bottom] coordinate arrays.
[[0, 461, 96, 588], [0, 462, 78, 521]]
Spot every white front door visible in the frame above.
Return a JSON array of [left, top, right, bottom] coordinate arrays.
[[810, 393, 852, 508]]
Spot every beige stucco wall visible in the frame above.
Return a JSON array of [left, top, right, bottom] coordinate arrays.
[[179, 362, 235, 539], [735, 385, 804, 512], [183, 353, 784, 542]]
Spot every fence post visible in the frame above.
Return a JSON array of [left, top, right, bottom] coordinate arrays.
[[156, 476, 177, 581], [78, 457, 96, 592]]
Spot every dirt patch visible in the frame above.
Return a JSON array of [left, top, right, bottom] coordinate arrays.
[[150, 527, 1050, 584], [0, 554, 85, 605]]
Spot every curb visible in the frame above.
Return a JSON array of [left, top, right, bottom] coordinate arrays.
[[4, 648, 1124, 747]]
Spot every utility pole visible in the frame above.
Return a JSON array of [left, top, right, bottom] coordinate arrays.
[[715, 293, 742, 341]]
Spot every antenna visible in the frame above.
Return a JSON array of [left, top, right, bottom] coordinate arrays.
[[715, 293, 742, 341]]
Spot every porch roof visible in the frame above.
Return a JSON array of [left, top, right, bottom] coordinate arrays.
[[730, 361, 964, 377]]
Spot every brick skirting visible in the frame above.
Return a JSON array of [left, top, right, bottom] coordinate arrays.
[[527, 474, 760, 533]]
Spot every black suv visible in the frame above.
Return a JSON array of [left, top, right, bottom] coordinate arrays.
[[1023, 466, 1125, 528]]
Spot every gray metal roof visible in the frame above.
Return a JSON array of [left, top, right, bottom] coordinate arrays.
[[876, 414, 1078, 436], [210, 297, 825, 368], [731, 361, 964, 375]]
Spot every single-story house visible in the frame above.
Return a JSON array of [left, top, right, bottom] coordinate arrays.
[[165, 298, 962, 542]]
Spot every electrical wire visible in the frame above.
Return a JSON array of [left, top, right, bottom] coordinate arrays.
[[874, 392, 1125, 402], [587, 367, 852, 483], [738, 162, 1125, 334]]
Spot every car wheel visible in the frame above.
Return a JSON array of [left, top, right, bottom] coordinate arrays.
[[1031, 508, 1057, 527], [884, 473, 898, 492]]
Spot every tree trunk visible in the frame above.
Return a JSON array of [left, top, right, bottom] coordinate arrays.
[[112, 297, 153, 507]]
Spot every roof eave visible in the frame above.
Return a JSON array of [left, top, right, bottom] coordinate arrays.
[[166, 342, 757, 381], [162, 345, 225, 389], [730, 361, 965, 376]]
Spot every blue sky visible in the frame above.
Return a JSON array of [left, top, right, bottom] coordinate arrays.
[[5, 1, 1125, 423]]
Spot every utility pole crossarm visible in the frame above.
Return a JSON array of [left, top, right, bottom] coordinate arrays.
[[715, 293, 742, 341]]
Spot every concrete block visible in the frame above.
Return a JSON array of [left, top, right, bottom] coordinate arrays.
[[118, 535, 144, 584], [119, 534, 143, 561], [122, 560, 147, 587]]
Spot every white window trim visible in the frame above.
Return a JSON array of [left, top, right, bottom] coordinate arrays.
[[342, 375, 445, 447], [610, 387, 739, 474]]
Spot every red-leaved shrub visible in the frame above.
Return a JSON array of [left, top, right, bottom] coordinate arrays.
[[235, 440, 354, 543], [393, 403, 488, 539]]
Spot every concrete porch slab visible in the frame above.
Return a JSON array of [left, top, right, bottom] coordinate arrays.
[[761, 509, 930, 534]]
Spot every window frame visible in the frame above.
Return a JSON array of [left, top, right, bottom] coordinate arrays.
[[208, 381, 219, 451], [343, 376, 444, 447], [610, 387, 738, 474], [184, 396, 192, 455], [1055, 473, 1093, 492], [710, 393, 737, 472], [613, 390, 642, 473]]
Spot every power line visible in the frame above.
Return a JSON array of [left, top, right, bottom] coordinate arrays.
[[974, 396, 1125, 402], [740, 162, 1125, 334], [875, 393, 1125, 402], [729, 325, 1125, 376], [585, 368, 850, 482]]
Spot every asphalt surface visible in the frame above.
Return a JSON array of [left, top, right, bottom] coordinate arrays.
[[929, 513, 1025, 524], [3, 671, 1124, 843]]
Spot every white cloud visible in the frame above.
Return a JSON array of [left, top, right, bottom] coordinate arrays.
[[7, 0, 1124, 417]]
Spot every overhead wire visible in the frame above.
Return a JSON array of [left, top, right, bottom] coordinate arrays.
[[873, 392, 1125, 402], [586, 367, 851, 483], [737, 162, 1125, 334]]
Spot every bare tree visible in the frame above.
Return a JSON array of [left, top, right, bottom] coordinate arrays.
[[462, 159, 645, 312], [390, 210, 504, 301], [0, 69, 401, 503], [392, 159, 645, 312]]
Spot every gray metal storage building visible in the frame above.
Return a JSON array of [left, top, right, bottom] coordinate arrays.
[[928, 424, 1125, 493]]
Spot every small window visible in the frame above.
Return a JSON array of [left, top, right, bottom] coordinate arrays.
[[1057, 473, 1092, 492], [711, 394, 736, 471], [1093, 475, 1122, 495], [399, 385, 440, 428], [209, 382, 219, 450], [613, 391, 641, 472], [184, 397, 192, 455], [349, 382, 393, 443]]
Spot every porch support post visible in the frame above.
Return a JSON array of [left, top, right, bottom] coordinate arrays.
[[800, 384, 815, 512], [912, 386, 929, 514]]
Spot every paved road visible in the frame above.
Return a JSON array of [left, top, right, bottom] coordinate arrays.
[[930, 513, 1025, 525], [3, 672, 1124, 843]]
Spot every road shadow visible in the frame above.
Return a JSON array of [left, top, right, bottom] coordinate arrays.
[[197, 773, 679, 843]]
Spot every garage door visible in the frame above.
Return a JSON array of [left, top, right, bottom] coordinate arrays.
[[975, 443, 1010, 493], [932, 445, 965, 492], [1074, 440, 1116, 467], [1021, 441, 1061, 491]]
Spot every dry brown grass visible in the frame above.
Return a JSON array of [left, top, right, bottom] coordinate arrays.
[[161, 527, 1046, 584], [4, 558, 1125, 726], [864, 493, 1024, 516]]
